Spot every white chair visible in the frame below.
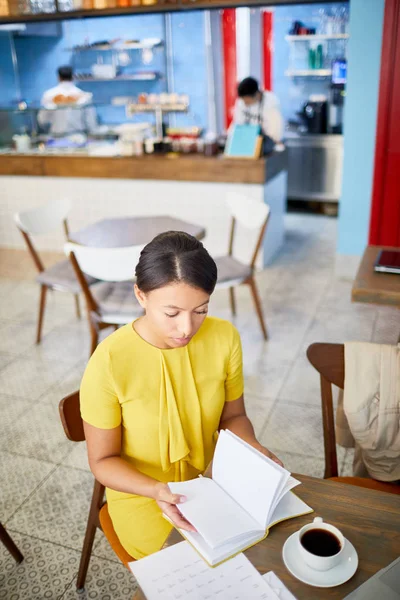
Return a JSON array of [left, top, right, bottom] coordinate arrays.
[[64, 243, 143, 355], [214, 193, 270, 340], [14, 199, 96, 344]]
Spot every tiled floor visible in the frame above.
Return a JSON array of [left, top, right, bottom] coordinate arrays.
[[1, 214, 399, 599]]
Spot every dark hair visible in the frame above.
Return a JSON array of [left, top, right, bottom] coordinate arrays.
[[135, 231, 217, 295], [58, 66, 73, 81], [238, 77, 259, 98]]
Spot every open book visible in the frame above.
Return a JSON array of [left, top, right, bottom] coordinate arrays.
[[167, 430, 312, 567]]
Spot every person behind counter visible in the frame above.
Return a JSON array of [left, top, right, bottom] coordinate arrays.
[[37, 66, 97, 137], [80, 231, 282, 560], [232, 76, 284, 150]]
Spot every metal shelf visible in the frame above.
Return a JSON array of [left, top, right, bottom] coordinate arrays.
[[69, 41, 163, 52], [126, 103, 188, 113], [285, 34, 349, 41], [74, 73, 159, 82], [285, 69, 332, 77]]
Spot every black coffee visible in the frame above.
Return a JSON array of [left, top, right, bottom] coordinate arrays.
[[300, 529, 341, 557]]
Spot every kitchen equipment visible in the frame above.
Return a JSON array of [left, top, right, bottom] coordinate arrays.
[[329, 59, 346, 134], [12, 133, 31, 152], [91, 63, 117, 79], [299, 96, 328, 134]]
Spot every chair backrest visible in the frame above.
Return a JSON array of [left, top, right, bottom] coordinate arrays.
[[64, 242, 143, 282], [15, 198, 72, 236], [307, 343, 345, 479], [59, 390, 85, 442], [225, 192, 270, 268]]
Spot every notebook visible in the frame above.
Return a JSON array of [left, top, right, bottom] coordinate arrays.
[[166, 430, 312, 566], [129, 541, 284, 600], [374, 250, 400, 274]]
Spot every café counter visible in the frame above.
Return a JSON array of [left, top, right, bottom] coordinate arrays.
[[0, 150, 287, 265]]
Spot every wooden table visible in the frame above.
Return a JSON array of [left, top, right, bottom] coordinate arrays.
[[69, 215, 205, 248], [352, 245, 400, 307], [133, 475, 400, 600]]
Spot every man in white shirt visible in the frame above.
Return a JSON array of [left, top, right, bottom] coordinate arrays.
[[232, 77, 284, 145], [38, 66, 97, 137]]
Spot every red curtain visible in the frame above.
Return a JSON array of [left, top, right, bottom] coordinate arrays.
[[262, 11, 273, 91], [369, 0, 400, 246], [222, 9, 237, 130]]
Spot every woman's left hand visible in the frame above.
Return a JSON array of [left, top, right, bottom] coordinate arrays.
[[253, 443, 284, 467]]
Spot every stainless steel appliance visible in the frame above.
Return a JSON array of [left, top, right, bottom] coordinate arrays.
[[285, 132, 343, 202]]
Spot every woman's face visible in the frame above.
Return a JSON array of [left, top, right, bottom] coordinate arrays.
[[134, 281, 210, 349]]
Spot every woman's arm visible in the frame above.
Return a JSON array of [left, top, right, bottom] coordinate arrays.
[[83, 421, 196, 531], [219, 396, 283, 466]]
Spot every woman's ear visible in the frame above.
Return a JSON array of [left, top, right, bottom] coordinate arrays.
[[134, 284, 147, 309]]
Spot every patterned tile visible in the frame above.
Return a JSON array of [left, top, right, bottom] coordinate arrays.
[[278, 354, 325, 407], [372, 306, 400, 344], [7, 466, 94, 551], [265, 450, 326, 479], [0, 451, 54, 523], [244, 395, 276, 437], [340, 448, 355, 477], [0, 352, 17, 371], [244, 357, 292, 400], [0, 531, 79, 600], [259, 399, 345, 467], [1, 400, 74, 464], [62, 555, 137, 599], [92, 530, 121, 564], [24, 322, 90, 366], [0, 394, 32, 443], [63, 442, 91, 472], [43, 362, 86, 407], [0, 355, 72, 400]]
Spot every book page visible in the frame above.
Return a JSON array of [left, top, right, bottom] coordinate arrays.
[[267, 491, 313, 528], [212, 431, 288, 528], [169, 477, 261, 549], [129, 541, 281, 600]]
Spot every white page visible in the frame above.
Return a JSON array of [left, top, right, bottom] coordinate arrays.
[[262, 572, 298, 600], [169, 477, 262, 549], [212, 431, 288, 528], [267, 491, 312, 528], [224, 432, 292, 513], [267, 477, 300, 522], [129, 541, 281, 600]]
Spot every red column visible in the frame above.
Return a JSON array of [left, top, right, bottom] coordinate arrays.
[[262, 11, 273, 92], [222, 8, 237, 130], [369, 0, 400, 246]]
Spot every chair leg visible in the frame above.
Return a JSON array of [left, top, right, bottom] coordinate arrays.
[[89, 321, 99, 356], [74, 294, 81, 320], [247, 277, 268, 341], [36, 285, 47, 344], [229, 287, 236, 316], [76, 480, 105, 590], [0, 522, 23, 563]]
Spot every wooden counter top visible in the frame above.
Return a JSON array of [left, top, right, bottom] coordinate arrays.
[[0, 151, 287, 184]]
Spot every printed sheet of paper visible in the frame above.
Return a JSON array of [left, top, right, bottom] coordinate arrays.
[[129, 541, 280, 600], [262, 572, 298, 600]]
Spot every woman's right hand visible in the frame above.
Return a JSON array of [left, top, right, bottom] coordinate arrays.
[[154, 482, 197, 533]]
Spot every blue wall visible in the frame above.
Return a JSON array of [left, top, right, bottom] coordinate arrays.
[[1, 12, 207, 130], [337, 0, 385, 257], [273, 2, 348, 123]]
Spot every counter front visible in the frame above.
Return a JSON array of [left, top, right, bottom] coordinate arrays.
[[0, 151, 288, 266]]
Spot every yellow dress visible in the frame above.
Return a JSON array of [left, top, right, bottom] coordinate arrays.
[[80, 316, 244, 559]]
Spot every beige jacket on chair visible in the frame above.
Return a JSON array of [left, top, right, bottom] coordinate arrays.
[[336, 341, 400, 482]]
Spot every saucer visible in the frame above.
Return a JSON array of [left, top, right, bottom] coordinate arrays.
[[282, 532, 358, 588]]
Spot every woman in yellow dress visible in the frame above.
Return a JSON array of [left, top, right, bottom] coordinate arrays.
[[80, 231, 281, 560]]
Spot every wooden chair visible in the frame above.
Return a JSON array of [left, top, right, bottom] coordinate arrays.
[[59, 390, 134, 590], [307, 342, 400, 494], [0, 522, 23, 563], [14, 199, 96, 344], [64, 243, 143, 355], [214, 193, 270, 340]]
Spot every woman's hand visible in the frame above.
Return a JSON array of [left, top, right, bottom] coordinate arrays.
[[154, 482, 197, 533], [253, 444, 284, 467]]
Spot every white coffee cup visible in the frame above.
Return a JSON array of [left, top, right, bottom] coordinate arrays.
[[297, 517, 345, 571]]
